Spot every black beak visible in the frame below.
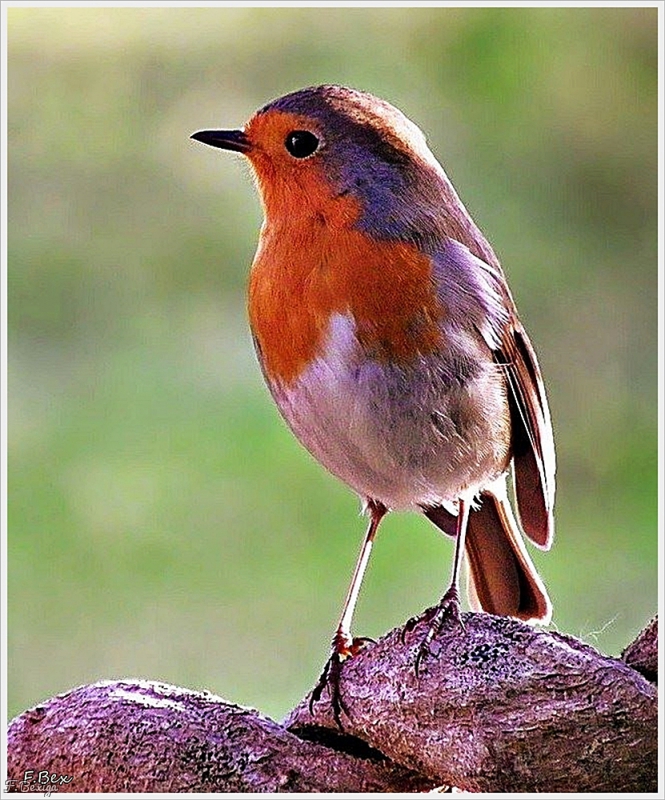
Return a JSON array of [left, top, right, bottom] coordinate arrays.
[[190, 129, 251, 153]]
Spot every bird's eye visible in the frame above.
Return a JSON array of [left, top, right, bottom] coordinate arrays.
[[285, 130, 320, 158]]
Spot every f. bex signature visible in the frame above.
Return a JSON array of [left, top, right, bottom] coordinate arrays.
[[5, 770, 73, 796]]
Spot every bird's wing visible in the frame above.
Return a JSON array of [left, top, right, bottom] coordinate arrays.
[[433, 240, 555, 549], [496, 318, 555, 549]]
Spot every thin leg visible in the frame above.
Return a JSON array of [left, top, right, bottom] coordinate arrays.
[[309, 500, 387, 726], [414, 498, 470, 675], [336, 500, 386, 649], [448, 498, 470, 592]]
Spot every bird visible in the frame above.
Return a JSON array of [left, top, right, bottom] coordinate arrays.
[[191, 85, 555, 722]]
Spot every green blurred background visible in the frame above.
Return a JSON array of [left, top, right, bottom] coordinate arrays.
[[7, 7, 658, 722]]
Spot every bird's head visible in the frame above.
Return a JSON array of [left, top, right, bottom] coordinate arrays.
[[192, 85, 446, 237]]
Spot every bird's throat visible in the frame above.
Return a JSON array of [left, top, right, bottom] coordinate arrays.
[[247, 211, 446, 386]]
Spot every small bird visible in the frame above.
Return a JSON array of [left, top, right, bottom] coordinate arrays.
[[192, 85, 555, 720]]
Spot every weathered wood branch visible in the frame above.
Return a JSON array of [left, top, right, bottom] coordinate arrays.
[[622, 615, 658, 683], [5, 681, 430, 793], [6, 612, 657, 793], [288, 612, 658, 792]]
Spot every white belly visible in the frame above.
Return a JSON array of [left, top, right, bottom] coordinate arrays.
[[265, 313, 510, 510]]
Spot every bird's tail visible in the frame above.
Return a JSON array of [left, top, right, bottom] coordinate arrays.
[[425, 491, 551, 623]]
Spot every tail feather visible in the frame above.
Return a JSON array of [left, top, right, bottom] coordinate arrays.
[[424, 491, 551, 624]]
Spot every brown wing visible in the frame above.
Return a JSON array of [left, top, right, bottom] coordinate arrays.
[[430, 238, 555, 549], [496, 320, 556, 550]]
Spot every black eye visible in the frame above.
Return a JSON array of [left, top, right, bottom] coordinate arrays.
[[285, 130, 320, 158]]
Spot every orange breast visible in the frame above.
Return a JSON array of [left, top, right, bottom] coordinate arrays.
[[247, 179, 444, 386]]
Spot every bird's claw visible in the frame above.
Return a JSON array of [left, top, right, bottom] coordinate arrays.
[[308, 635, 374, 728], [413, 586, 464, 676], [309, 652, 350, 727], [400, 616, 418, 645], [400, 604, 440, 644]]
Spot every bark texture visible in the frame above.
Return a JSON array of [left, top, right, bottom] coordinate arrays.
[[6, 612, 658, 793], [622, 615, 658, 683], [5, 681, 430, 793]]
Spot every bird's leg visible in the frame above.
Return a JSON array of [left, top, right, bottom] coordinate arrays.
[[414, 498, 470, 675], [309, 500, 387, 727]]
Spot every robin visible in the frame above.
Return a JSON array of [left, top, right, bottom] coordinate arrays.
[[192, 85, 555, 721]]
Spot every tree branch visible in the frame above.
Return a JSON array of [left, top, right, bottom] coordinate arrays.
[[287, 612, 658, 792], [6, 613, 657, 793], [622, 615, 658, 683], [5, 681, 431, 793]]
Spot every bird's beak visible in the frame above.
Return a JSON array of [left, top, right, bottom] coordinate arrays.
[[190, 129, 251, 153]]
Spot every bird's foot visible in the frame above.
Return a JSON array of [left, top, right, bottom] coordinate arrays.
[[309, 632, 374, 728], [413, 585, 465, 677], [400, 603, 440, 644]]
